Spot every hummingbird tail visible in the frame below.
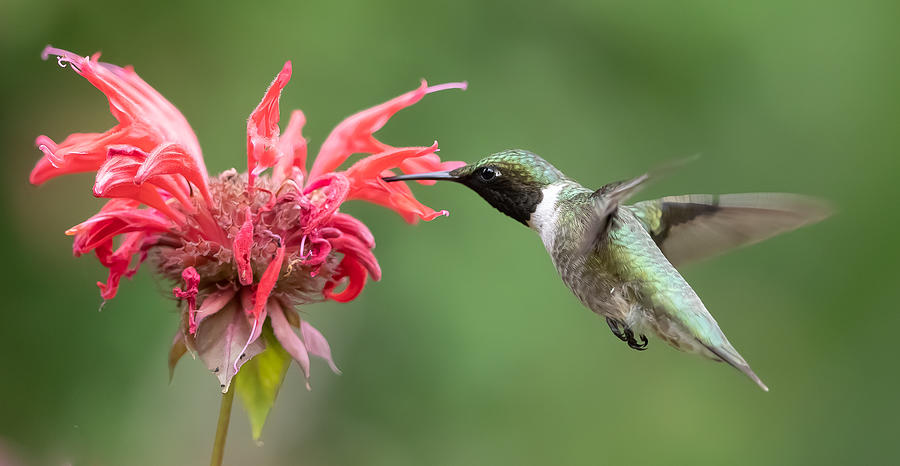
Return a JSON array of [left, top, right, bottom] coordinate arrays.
[[703, 343, 769, 392]]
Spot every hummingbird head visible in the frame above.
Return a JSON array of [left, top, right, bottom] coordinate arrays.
[[383, 149, 566, 225]]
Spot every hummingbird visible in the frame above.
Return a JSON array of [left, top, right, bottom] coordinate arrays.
[[384, 149, 830, 391]]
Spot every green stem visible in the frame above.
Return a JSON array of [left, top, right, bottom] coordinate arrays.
[[209, 387, 235, 466]]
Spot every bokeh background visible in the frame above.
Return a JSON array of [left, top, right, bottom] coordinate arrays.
[[2, 0, 899, 465]]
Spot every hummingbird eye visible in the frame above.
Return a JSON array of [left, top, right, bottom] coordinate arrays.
[[479, 166, 498, 182]]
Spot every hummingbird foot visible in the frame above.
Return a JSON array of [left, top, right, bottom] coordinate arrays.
[[626, 332, 649, 351], [606, 318, 649, 351], [605, 317, 628, 342]]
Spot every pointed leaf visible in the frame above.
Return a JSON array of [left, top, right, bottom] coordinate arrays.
[[235, 324, 292, 441]]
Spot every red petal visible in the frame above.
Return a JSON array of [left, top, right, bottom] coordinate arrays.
[[135, 143, 212, 205], [342, 144, 457, 222], [308, 80, 466, 181], [323, 256, 367, 303], [329, 213, 375, 248], [93, 231, 153, 300], [398, 157, 467, 186], [173, 267, 201, 333], [232, 245, 284, 373], [329, 234, 381, 281], [93, 146, 186, 221], [32, 47, 205, 185], [247, 62, 292, 184], [348, 176, 449, 224], [302, 174, 350, 234], [232, 208, 254, 286], [69, 207, 172, 255], [252, 244, 285, 319], [344, 144, 438, 184], [273, 110, 308, 184]]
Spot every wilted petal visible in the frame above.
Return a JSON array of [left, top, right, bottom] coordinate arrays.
[[309, 80, 466, 181], [194, 301, 265, 392], [300, 321, 341, 374], [247, 62, 292, 184], [269, 301, 311, 384], [193, 286, 238, 333]]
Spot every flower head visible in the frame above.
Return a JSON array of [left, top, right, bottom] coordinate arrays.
[[33, 46, 465, 393]]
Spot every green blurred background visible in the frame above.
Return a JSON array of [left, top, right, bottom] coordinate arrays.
[[2, 0, 899, 464]]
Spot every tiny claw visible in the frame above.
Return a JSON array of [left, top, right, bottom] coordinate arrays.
[[626, 332, 649, 351]]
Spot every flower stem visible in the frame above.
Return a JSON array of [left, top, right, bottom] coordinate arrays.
[[209, 387, 235, 466]]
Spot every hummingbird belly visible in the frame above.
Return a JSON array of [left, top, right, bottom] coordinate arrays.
[[551, 205, 724, 360]]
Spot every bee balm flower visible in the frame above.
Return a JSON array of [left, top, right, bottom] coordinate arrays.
[[33, 46, 465, 392]]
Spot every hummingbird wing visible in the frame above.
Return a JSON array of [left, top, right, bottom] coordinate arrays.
[[577, 156, 703, 256], [576, 174, 651, 256], [626, 193, 831, 267]]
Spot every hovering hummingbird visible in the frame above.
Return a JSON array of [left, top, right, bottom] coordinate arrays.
[[385, 149, 830, 391]]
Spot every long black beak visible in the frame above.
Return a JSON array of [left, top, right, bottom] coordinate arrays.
[[382, 171, 458, 182]]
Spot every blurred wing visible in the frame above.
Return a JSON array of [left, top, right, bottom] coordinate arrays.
[[627, 193, 831, 266]]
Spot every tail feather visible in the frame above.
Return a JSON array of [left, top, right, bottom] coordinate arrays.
[[703, 343, 769, 391]]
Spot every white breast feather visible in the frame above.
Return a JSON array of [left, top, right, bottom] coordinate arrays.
[[528, 183, 564, 251]]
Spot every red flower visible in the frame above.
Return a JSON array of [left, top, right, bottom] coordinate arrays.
[[33, 46, 465, 391]]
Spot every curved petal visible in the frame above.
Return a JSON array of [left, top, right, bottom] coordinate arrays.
[[32, 47, 205, 185], [93, 147, 184, 221], [329, 234, 381, 281], [269, 300, 311, 385], [302, 173, 350, 234], [135, 143, 212, 205], [308, 80, 466, 181], [329, 213, 375, 248], [92, 231, 153, 300], [300, 320, 341, 374], [398, 156, 467, 186], [323, 256, 368, 303], [344, 144, 438, 185], [69, 207, 172, 255], [273, 110, 308, 185], [348, 175, 449, 223], [247, 62, 291, 184]]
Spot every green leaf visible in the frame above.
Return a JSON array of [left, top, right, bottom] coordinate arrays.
[[235, 323, 292, 441]]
